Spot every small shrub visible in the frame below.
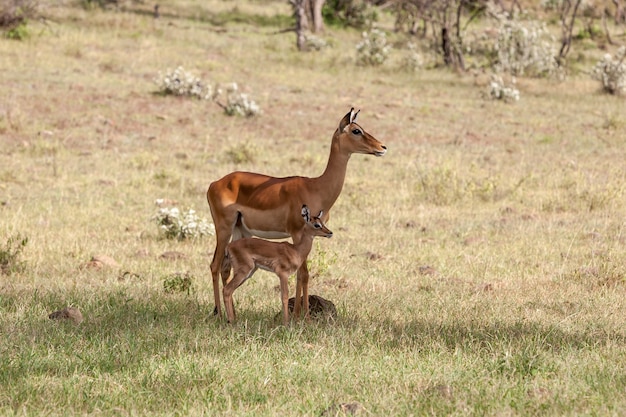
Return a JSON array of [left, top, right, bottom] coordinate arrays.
[[220, 83, 261, 117], [152, 205, 214, 240], [304, 33, 329, 51], [163, 272, 194, 295], [400, 42, 424, 72], [415, 167, 500, 205], [224, 141, 258, 164], [0, 234, 28, 275], [155, 66, 215, 100], [356, 28, 391, 66], [5, 21, 28, 40], [486, 74, 520, 102], [492, 13, 560, 78], [306, 242, 337, 278], [1, 0, 38, 40], [155, 68, 261, 117], [591, 46, 626, 95]]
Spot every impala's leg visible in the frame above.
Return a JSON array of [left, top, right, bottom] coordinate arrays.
[[210, 225, 233, 317], [294, 265, 303, 319], [223, 278, 237, 324], [223, 264, 255, 325], [278, 273, 290, 326], [294, 261, 310, 320], [301, 260, 311, 320]]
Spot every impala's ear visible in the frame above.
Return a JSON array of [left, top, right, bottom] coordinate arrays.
[[316, 210, 324, 219], [350, 109, 360, 124], [301, 205, 311, 223], [339, 107, 354, 132]]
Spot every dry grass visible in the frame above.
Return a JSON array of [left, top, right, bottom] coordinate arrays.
[[1, 1, 626, 415]]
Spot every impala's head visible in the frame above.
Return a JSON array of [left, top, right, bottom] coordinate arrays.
[[336, 107, 387, 157], [301, 205, 333, 238]]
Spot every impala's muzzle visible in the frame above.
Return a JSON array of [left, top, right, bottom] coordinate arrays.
[[375, 145, 387, 156]]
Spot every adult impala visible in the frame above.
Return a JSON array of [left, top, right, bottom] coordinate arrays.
[[207, 108, 386, 319], [222, 205, 333, 326]]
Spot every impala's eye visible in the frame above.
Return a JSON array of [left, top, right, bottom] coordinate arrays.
[[352, 128, 361, 135], [314, 223, 321, 228]]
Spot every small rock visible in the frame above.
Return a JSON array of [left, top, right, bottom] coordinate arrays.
[[135, 248, 150, 258], [366, 251, 383, 261], [49, 307, 83, 324], [84, 255, 119, 269], [160, 251, 187, 260], [418, 265, 436, 276], [286, 295, 337, 320]]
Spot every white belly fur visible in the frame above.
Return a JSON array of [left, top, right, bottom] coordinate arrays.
[[237, 215, 290, 240], [249, 229, 291, 239]]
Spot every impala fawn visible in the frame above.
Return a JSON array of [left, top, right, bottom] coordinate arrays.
[[221, 205, 333, 326]]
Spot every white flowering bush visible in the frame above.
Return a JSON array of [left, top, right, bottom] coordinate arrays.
[[591, 46, 626, 95], [400, 42, 424, 72], [356, 28, 391, 66], [221, 83, 261, 117], [153, 205, 215, 240], [493, 16, 560, 78], [155, 66, 215, 100], [155, 67, 261, 116], [486, 74, 520, 103]]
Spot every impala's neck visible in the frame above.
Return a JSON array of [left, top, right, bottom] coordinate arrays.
[[315, 133, 351, 208], [293, 232, 316, 261]]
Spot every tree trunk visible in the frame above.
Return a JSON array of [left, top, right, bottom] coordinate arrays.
[[558, 0, 582, 63], [613, 0, 625, 24], [291, 0, 307, 51], [311, 0, 325, 33], [442, 26, 453, 66]]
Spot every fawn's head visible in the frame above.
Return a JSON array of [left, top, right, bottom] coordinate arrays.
[[301, 205, 333, 238]]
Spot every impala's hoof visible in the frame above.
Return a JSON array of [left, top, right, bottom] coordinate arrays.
[[213, 306, 219, 316]]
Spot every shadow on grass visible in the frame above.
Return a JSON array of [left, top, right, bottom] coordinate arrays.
[[2, 288, 625, 385], [339, 314, 626, 354]]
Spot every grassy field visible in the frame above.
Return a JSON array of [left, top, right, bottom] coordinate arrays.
[[1, 1, 626, 415]]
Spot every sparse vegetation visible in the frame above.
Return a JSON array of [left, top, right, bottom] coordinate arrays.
[[400, 42, 424, 72], [355, 28, 391, 66], [153, 205, 214, 240], [155, 66, 216, 100], [0, 0, 38, 40], [224, 140, 258, 164], [486, 73, 520, 102], [492, 13, 561, 78], [591, 46, 626, 95], [0, 234, 28, 275], [155, 68, 260, 116], [219, 82, 261, 117], [163, 271, 194, 294]]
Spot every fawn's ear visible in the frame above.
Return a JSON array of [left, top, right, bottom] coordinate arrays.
[[349, 109, 360, 124], [339, 107, 355, 132], [316, 210, 324, 219], [301, 205, 311, 223]]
